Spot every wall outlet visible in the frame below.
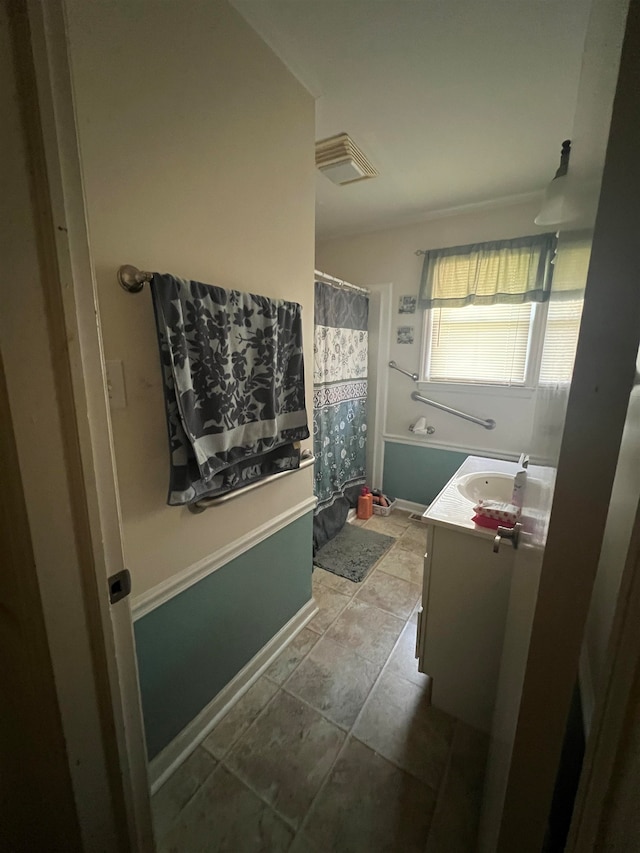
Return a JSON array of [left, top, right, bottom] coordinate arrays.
[[106, 359, 127, 409]]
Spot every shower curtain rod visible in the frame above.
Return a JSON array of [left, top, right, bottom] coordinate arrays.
[[314, 269, 369, 294]]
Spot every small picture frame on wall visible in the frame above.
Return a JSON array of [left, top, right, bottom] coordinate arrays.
[[398, 295, 417, 314], [397, 326, 414, 345]]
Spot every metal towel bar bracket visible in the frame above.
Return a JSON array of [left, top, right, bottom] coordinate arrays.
[[411, 391, 496, 430], [118, 264, 154, 293]]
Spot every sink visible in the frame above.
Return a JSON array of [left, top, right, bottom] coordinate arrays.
[[456, 470, 543, 507], [456, 471, 514, 504]]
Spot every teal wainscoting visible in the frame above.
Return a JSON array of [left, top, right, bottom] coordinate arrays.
[[383, 442, 469, 505], [134, 511, 313, 759]]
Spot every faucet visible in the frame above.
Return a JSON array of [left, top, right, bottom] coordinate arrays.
[[518, 453, 530, 469]]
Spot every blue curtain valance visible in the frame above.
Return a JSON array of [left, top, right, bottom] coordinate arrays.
[[419, 233, 557, 309]]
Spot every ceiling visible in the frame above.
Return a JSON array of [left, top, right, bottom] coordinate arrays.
[[232, 0, 593, 240]]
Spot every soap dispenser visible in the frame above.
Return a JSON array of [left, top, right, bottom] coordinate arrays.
[[512, 454, 529, 507], [511, 470, 527, 507]]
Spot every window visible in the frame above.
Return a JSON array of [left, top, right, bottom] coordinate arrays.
[[426, 302, 534, 385], [419, 233, 589, 387], [539, 299, 584, 383], [423, 299, 583, 386]]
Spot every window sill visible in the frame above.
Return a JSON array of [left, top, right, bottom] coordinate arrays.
[[416, 380, 536, 400]]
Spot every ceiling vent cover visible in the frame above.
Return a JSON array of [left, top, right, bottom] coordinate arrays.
[[315, 133, 378, 185]]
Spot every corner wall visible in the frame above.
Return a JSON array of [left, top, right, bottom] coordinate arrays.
[[64, 0, 315, 754], [317, 200, 541, 504]]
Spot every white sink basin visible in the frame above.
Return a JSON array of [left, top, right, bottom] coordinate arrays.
[[456, 470, 544, 507], [456, 471, 514, 504]]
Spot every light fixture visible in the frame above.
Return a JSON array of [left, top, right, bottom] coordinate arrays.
[[534, 139, 571, 226], [315, 133, 378, 185]]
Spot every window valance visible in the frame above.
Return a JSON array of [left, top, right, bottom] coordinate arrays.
[[547, 230, 592, 302], [419, 233, 557, 309]]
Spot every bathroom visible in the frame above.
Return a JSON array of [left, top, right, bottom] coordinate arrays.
[[5, 0, 640, 850]]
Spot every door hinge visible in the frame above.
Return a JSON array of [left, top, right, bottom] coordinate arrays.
[[108, 568, 131, 604]]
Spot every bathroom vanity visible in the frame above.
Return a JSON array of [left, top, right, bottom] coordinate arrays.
[[416, 456, 535, 733]]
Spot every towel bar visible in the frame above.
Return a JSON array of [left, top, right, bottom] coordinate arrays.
[[187, 453, 316, 513]]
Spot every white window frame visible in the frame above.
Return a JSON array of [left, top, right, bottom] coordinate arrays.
[[420, 300, 551, 393]]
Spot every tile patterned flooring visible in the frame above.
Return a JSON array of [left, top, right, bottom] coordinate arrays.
[[153, 511, 488, 852]]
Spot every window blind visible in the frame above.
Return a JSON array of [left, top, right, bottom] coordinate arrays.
[[551, 232, 592, 300], [539, 299, 584, 383], [428, 302, 533, 384]]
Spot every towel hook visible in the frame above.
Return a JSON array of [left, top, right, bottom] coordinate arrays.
[[118, 264, 154, 293]]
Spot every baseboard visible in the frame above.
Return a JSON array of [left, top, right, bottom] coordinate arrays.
[[579, 643, 595, 737], [395, 498, 429, 516], [148, 597, 318, 793], [132, 496, 317, 620]]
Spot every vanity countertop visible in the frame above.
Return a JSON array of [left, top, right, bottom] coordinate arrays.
[[422, 455, 554, 546]]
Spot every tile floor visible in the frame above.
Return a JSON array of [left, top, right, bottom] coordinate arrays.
[[152, 510, 488, 852]]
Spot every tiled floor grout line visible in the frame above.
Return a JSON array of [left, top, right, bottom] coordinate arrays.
[[295, 602, 426, 844], [153, 758, 220, 848], [306, 567, 356, 637], [157, 511, 432, 850], [218, 757, 300, 833], [196, 579, 387, 836], [206, 680, 321, 833], [212, 603, 417, 841], [311, 585, 408, 666], [200, 680, 282, 766], [161, 598, 434, 851], [423, 720, 459, 852], [201, 666, 305, 785], [292, 519, 432, 846], [352, 585, 422, 622]]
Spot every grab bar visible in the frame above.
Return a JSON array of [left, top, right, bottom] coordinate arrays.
[[411, 391, 496, 430], [389, 361, 419, 382], [188, 452, 315, 513]]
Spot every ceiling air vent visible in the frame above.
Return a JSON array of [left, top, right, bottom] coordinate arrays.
[[315, 133, 378, 185]]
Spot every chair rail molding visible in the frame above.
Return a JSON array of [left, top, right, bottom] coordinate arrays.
[[131, 495, 317, 620], [382, 432, 520, 461]]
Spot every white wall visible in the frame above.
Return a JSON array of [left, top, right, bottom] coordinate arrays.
[[65, 0, 316, 597], [317, 199, 544, 459]]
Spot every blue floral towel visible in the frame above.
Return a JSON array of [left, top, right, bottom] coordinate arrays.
[[150, 274, 309, 505]]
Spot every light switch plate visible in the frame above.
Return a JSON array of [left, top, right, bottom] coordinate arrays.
[[106, 359, 127, 408]]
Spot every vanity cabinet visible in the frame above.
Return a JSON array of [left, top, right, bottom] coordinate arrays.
[[417, 521, 515, 733]]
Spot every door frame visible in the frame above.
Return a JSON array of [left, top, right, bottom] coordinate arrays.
[[367, 282, 392, 490], [6, 1, 153, 848], [494, 0, 640, 848], [567, 495, 640, 849]]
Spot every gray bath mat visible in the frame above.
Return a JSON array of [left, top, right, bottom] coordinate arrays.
[[314, 523, 395, 583]]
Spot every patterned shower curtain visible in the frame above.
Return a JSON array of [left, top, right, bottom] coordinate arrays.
[[313, 280, 368, 552]]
